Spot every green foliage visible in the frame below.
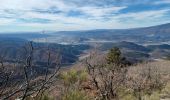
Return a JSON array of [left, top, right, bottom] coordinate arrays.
[[61, 69, 89, 100], [78, 70, 88, 83], [61, 69, 78, 86], [62, 89, 90, 100], [120, 94, 136, 100], [106, 47, 121, 64], [41, 94, 54, 100], [118, 88, 162, 100], [117, 87, 136, 100], [61, 69, 88, 86], [119, 91, 161, 100], [143, 91, 160, 100]]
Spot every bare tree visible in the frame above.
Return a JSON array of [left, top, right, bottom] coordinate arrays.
[[0, 41, 62, 100], [84, 49, 128, 100], [126, 63, 168, 100]]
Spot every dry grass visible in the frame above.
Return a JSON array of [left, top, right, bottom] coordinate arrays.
[[129, 60, 170, 79], [31, 60, 170, 100], [125, 60, 170, 100]]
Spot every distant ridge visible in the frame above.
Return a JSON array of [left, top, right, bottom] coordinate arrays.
[[52, 23, 170, 35]]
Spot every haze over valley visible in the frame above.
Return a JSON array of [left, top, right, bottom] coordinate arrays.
[[1, 23, 170, 63]]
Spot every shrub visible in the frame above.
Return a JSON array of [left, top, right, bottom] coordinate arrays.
[[143, 91, 160, 100], [61, 69, 78, 86], [25, 93, 54, 100], [62, 89, 90, 100], [161, 83, 170, 99], [61, 69, 88, 86], [79, 70, 88, 83], [40, 94, 54, 100]]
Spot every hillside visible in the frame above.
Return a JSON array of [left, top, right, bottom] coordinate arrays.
[[0, 38, 90, 65], [99, 41, 170, 62], [1, 37, 170, 64], [49, 58, 170, 100]]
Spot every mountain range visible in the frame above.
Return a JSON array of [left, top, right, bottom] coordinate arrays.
[[0, 23, 170, 64]]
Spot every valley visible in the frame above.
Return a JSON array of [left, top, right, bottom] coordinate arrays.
[[1, 23, 170, 64]]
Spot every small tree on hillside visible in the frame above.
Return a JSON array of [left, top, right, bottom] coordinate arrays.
[[106, 47, 131, 67], [106, 47, 121, 65]]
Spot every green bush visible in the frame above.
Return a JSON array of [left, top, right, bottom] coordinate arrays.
[[79, 70, 88, 83], [120, 94, 136, 100], [62, 89, 90, 100], [41, 94, 54, 100], [61, 69, 78, 86], [143, 92, 160, 100], [61, 69, 88, 86]]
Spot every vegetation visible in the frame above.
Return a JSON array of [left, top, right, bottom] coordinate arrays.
[[60, 69, 90, 100], [62, 89, 90, 100], [83, 47, 170, 100], [106, 47, 121, 65], [0, 38, 90, 64], [0, 40, 170, 100], [0, 42, 62, 100]]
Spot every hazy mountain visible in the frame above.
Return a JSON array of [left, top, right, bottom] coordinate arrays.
[[53, 23, 170, 35], [99, 41, 150, 52], [1, 23, 170, 45], [147, 44, 170, 50], [48, 23, 170, 45], [0, 32, 50, 40], [99, 41, 170, 62]]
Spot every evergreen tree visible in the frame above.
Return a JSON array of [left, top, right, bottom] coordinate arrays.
[[106, 47, 121, 65]]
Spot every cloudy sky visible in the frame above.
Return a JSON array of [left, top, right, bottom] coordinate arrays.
[[0, 0, 170, 32]]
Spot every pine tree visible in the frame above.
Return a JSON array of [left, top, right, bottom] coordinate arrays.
[[106, 47, 121, 65]]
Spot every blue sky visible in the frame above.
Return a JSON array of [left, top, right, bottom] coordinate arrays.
[[0, 0, 170, 32]]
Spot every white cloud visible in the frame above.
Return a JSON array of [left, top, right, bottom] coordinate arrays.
[[79, 6, 126, 17], [113, 9, 170, 20], [0, 0, 54, 10], [0, 18, 15, 25], [0, 0, 127, 25], [0, 0, 170, 32], [154, 0, 170, 4]]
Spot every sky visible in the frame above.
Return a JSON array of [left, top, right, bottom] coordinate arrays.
[[0, 0, 170, 32]]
